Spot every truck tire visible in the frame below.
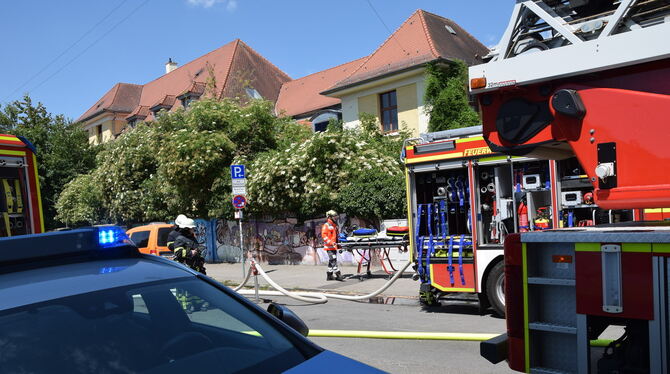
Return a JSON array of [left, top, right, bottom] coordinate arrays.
[[486, 260, 505, 317], [419, 290, 440, 307]]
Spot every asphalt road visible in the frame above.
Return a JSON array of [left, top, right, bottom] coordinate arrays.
[[254, 294, 516, 374]]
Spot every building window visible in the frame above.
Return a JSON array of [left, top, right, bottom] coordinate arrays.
[[245, 87, 263, 100], [181, 97, 193, 108], [96, 125, 102, 143], [380, 90, 398, 132], [313, 122, 328, 132]]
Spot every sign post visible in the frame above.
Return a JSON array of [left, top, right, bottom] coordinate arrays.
[[231, 165, 247, 279]]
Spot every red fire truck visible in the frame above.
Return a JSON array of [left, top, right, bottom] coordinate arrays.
[[0, 134, 43, 237], [471, 1, 670, 373], [403, 127, 631, 317]]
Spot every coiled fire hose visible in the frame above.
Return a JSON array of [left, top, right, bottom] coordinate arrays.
[[233, 259, 412, 304]]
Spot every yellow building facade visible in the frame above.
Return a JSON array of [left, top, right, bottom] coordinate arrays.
[[334, 69, 429, 137]]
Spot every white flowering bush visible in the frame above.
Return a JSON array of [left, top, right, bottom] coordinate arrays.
[[56, 99, 303, 223], [57, 99, 408, 224], [248, 124, 405, 218]]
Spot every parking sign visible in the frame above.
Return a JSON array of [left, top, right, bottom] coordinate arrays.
[[231, 165, 245, 179]]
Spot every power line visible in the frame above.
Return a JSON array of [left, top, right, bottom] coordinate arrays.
[[3, 0, 129, 102], [365, 0, 408, 55], [26, 0, 150, 96]]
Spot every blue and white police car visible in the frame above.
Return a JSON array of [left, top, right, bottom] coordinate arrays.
[[0, 227, 384, 373]]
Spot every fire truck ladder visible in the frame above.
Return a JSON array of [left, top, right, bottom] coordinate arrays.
[[471, 0, 670, 92]]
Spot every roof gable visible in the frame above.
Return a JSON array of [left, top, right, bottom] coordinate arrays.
[[77, 83, 142, 122], [325, 9, 489, 94]]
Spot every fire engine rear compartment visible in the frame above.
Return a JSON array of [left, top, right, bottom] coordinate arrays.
[[512, 229, 670, 374]]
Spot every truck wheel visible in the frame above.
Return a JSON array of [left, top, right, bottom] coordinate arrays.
[[486, 261, 505, 317], [419, 290, 439, 307]]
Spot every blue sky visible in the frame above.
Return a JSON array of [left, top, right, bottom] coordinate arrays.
[[0, 0, 514, 121]]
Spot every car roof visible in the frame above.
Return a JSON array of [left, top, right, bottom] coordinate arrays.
[[0, 256, 194, 311], [127, 223, 173, 232]]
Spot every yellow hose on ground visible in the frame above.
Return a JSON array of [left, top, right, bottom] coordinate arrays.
[[308, 330, 498, 341]]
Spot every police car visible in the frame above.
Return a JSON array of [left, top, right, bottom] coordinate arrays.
[[0, 227, 384, 373]]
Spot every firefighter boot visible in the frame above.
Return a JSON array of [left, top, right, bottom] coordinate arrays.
[[335, 271, 344, 281], [327, 272, 334, 281]]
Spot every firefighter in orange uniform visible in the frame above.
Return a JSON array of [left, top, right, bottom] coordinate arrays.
[[322, 210, 343, 281]]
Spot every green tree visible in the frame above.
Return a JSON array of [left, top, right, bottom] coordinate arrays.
[[0, 95, 97, 229], [57, 98, 294, 224], [424, 60, 480, 132], [55, 171, 105, 226], [337, 168, 406, 222]]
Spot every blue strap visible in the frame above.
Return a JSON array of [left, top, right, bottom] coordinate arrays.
[[415, 204, 425, 280], [448, 178, 457, 203], [456, 177, 465, 207], [568, 210, 574, 228], [439, 200, 447, 239], [458, 235, 466, 286], [447, 235, 454, 285], [426, 204, 434, 282]]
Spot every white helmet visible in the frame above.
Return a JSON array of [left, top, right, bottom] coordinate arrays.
[[326, 210, 338, 218], [174, 214, 188, 227], [181, 218, 196, 228]]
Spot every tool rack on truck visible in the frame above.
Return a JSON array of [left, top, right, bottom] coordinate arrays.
[[0, 134, 43, 237], [403, 126, 631, 316]]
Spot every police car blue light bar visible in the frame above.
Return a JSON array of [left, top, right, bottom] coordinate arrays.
[[98, 226, 129, 248], [0, 226, 137, 265]]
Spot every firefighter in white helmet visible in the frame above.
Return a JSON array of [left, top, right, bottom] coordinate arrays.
[[322, 210, 343, 281], [167, 214, 188, 252], [172, 218, 206, 274], [172, 217, 208, 312]]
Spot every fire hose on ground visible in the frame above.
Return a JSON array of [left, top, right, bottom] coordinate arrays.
[[234, 258, 412, 304], [230, 259, 616, 345]]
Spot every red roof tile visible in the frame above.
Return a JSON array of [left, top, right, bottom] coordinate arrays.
[[275, 57, 367, 117], [324, 9, 489, 94], [126, 106, 149, 120], [78, 39, 290, 123], [77, 83, 143, 122]]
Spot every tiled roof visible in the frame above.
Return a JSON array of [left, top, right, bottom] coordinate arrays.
[[126, 106, 149, 120], [78, 39, 291, 123], [324, 9, 489, 94], [77, 83, 143, 122], [150, 95, 177, 111], [275, 57, 367, 118], [177, 81, 206, 99]]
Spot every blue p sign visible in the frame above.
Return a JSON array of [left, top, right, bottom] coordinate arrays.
[[231, 165, 245, 179]]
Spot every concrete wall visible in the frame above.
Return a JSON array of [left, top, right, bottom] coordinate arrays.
[[192, 217, 409, 268], [357, 94, 379, 119]]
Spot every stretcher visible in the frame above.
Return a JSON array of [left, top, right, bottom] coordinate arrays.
[[339, 239, 409, 280]]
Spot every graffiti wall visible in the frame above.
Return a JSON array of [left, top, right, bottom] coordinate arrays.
[[194, 216, 407, 266]]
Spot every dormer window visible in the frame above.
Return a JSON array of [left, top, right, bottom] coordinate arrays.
[[149, 95, 176, 119], [178, 82, 205, 109], [179, 95, 198, 108], [126, 106, 149, 127]]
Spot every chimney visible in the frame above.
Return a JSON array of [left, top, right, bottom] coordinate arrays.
[[165, 58, 178, 74]]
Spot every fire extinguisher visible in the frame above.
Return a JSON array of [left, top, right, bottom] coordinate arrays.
[[518, 199, 529, 232]]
